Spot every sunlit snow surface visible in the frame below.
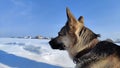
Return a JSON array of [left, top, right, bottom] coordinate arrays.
[[0, 38, 75, 68]]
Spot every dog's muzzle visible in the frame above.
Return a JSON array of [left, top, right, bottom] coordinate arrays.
[[49, 38, 65, 50]]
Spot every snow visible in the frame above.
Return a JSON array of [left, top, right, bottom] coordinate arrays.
[[0, 38, 75, 68], [0, 63, 10, 68]]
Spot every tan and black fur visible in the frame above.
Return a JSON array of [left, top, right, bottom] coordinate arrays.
[[49, 8, 120, 68]]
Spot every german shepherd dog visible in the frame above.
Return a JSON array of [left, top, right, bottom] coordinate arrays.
[[49, 8, 120, 68]]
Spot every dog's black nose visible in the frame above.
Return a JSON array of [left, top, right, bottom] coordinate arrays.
[[49, 39, 65, 50], [49, 39, 59, 49], [49, 40, 53, 46], [49, 38, 55, 46]]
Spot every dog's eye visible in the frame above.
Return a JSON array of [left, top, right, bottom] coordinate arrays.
[[58, 32, 64, 36]]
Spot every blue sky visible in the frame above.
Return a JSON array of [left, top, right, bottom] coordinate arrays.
[[0, 0, 120, 40]]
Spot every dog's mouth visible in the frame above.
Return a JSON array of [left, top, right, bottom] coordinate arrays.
[[49, 40, 66, 50]]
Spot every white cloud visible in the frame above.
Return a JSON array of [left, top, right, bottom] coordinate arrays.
[[10, 0, 26, 6], [9, 0, 33, 15], [0, 0, 33, 22]]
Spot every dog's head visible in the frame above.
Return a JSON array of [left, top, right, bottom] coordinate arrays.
[[49, 8, 85, 50]]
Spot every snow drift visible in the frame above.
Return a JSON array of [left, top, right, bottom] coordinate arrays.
[[0, 38, 75, 68]]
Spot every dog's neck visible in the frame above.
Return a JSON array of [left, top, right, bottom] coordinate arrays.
[[73, 38, 99, 63], [68, 38, 99, 59]]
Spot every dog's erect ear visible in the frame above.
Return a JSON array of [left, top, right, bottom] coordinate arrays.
[[66, 8, 83, 32], [66, 8, 84, 42], [78, 16, 84, 24], [66, 8, 77, 22], [66, 8, 83, 37]]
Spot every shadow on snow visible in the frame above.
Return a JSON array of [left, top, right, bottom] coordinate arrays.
[[0, 50, 60, 68]]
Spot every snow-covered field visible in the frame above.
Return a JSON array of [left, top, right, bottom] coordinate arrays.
[[0, 38, 75, 68]]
